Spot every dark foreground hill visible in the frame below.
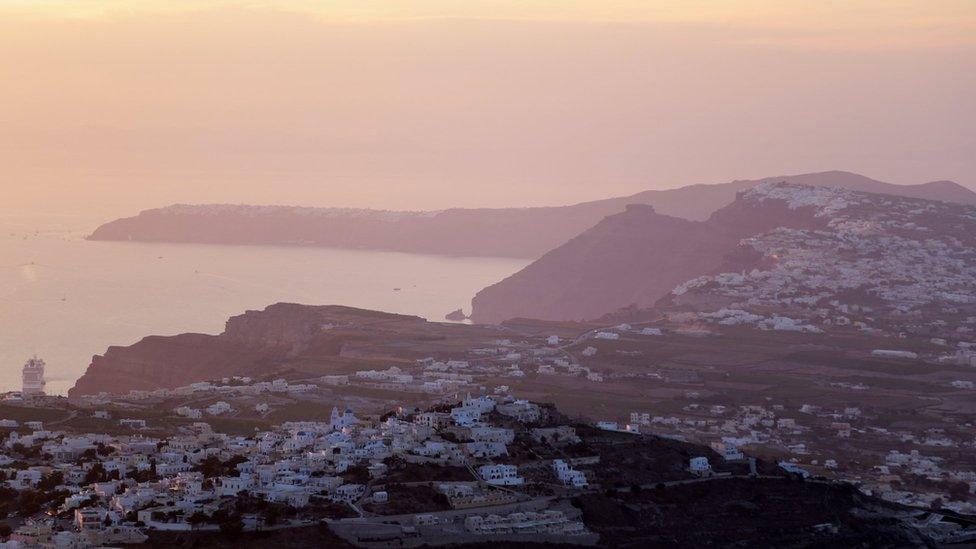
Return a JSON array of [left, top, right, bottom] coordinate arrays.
[[144, 399, 933, 549], [88, 171, 976, 259]]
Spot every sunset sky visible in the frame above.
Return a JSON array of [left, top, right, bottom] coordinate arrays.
[[2, 1, 974, 222]]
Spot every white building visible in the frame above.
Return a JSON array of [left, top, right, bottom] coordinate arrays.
[[464, 510, 587, 536], [552, 459, 588, 487], [118, 418, 147, 430], [21, 356, 46, 397], [174, 406, 202, 419], [689, 456, 712, 475], [470, 426, 515, 444], [206, 402, 232, 416], [496, 400, 541, 423], [330, 483, 365, 503], [478, 464, 524, 486], [465, 441, 508, 458]]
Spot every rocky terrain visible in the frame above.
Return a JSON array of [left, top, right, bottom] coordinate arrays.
[[68, 304, 441, 396], [470, 182, 828, 323], [471, 181, 976, 332], [87, 171, 976, 259]]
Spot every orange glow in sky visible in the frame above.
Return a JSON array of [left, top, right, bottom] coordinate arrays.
[[5, 0, 974, 42], [1, 1, 974, 221]]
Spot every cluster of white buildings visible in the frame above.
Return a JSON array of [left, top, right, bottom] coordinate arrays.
[[102, 377, 317, 405], [0, 390, 601, 546], [852, 448, 976, 515], [464, 510, 589, 536], [624, 395, 976, 516], [591, 324, 663, 341], [670, 183, 976, 343], [1, 517, 146, 548]]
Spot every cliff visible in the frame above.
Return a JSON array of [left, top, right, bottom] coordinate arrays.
[[68, 303, 425, 396], [469, 189, 828, 323], [88, 171, 976, 259], [471, 205, 732, 322], [472, 180, 976, 333]]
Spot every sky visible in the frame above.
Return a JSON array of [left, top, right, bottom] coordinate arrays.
[[1, 1, 974, 223]]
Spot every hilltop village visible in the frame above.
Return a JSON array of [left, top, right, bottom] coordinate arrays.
[[2, 304, 976, 546], [671, 183, 976, 343], [0, 387, 961, 548], [0, 389, 606, 547]]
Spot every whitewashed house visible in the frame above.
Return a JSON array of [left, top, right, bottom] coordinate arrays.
[[478, 464, 524, 486], [689, 456, 711, 476], [552, 459, 588, 487]]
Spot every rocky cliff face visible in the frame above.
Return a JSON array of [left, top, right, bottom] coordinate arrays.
[[69, 333, 266, 396], [472, 180, 976, 343], [470, 205, 732, 322], [87, 171, 976, 259], [468, 188, 831, 323], [68, 304, 423, 396]]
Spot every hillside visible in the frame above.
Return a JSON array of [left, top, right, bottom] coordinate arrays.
[[63, 300, 976, 535], [68, 304, 435, 396], [667, 182, 976, 342], [87, 171, 976, 259], [469, 184, 829, 323], [470, 205, 739, 322], [470, 182, 976, 331]]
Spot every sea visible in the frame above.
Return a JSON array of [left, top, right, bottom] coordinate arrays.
[[0, 215, 528, 395]]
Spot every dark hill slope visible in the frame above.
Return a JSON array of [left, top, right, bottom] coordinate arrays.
[[470, 205, 735, 323], [469, 193, 827, 323]]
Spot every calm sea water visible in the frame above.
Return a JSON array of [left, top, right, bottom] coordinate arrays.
[[0, 217, 527, 395]]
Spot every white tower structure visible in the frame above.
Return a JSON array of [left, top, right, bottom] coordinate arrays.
[[22, 356, 46, 397]]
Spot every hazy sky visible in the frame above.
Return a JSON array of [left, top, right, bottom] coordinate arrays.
[[2, 1, 974, 222]]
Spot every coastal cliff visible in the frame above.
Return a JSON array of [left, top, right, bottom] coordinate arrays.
[[469, 189, 827, 323], [471, 181, 976, 330], [87, 171, 976, 259], [68, 304, 425, 396]]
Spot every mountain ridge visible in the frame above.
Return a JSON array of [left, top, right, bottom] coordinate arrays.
[[87, 171, 976, 259], [470, 181, 976, 328]]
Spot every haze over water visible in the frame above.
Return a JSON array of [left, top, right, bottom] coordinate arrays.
[[0, 216, 527, 395], [2, 0, 973, 394]]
